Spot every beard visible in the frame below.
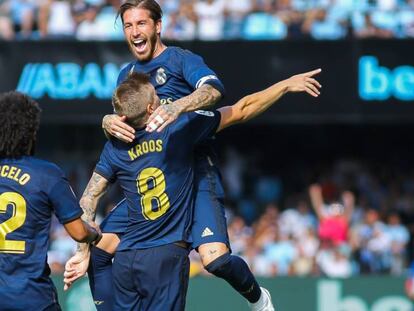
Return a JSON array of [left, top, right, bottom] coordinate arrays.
[[129, 31, 159, 62]]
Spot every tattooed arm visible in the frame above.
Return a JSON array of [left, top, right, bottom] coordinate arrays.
[[146, 84, 222, 132], [172, 84, 222, 112], [63, 172, 109, 290], [75, 172, 109, 252]]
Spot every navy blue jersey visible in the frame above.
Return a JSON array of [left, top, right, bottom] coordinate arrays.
[[0, 156, 83, 310], [117, 46, 225, 102], [117, 47, 225, 162], [95, 111, 221, 250]]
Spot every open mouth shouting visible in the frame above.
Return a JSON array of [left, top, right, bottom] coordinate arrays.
[[133, 39, 148, 54]]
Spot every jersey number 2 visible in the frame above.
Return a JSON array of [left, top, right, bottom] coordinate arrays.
[[0, 192, 27, 254], [137, 168, 171, 220]]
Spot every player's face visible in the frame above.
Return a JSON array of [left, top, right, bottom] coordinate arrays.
[[123, 8, 161, 62]]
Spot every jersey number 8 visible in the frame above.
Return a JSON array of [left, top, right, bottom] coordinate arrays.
[[137, 168, 171, 221]]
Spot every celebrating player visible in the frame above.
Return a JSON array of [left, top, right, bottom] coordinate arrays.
[[0, 91, 102, 311], [64, 67, 321, 310], [70, 1, 275, 310], [66, 1, 321, 310]]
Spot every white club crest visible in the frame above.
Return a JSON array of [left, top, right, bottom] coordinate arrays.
[[155, 67, 167, 85]]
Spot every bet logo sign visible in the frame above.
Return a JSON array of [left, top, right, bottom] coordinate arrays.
[[359, 56, 414, 101]]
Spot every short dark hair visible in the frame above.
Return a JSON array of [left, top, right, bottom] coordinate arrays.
[[112, 72, 154, 128], [117, 0, 163, 24], [0, 91, 41, 158]]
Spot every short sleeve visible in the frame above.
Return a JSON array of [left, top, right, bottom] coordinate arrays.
[[94, 142, 117, 183], [47, 168, 83, 224], [179, 110, 221, 144], [181, 50, 225, 96]]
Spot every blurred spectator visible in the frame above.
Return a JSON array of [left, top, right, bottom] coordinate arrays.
[[302, 8, 348, 39], [224, 0, 253, 38], [163, 1, 197, 40], [350, 208, 390, 273], [39, 0, 77, 38], [194, 0, 225, 40], [309, 184, 353, 246], [353, 11, 395, 38], [0, 0, 14, 39], [386, 212, 410, 274], [242, 12, 287, 40], [317, 244, 352, 278], [76, 0, 123, 40], [9, 0, 36, 39]]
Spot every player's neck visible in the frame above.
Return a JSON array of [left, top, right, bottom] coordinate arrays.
[[152, 41, 167, 59]]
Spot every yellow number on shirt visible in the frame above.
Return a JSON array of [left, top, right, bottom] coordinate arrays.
[[137, 168, 170, 220], [0, 192, 27, 254]]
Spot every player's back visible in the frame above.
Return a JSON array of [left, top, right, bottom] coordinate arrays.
[[0, 156, 82, 310], [95, 111, 221, 250]]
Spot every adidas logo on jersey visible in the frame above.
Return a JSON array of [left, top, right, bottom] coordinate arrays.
[[201, 227, 214, 238]]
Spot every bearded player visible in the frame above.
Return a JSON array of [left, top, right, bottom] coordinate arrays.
[[65, 1, 322, 310]]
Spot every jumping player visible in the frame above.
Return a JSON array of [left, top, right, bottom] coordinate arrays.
[[0, 91, 102, 311], [64, 67, 321, 310], [68, 1, 272, 310], [66, 1, 322, 310]]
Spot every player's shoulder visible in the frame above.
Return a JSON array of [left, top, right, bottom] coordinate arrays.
[[117, 61, 136, 84], [167, 46, 202, 60], [30, 157, 65, 177], [101, 138, 127, 161], [21, 157, 67, 187], [119, 61, 135, 74]]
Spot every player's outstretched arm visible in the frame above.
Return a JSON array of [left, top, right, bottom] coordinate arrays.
[[216, 69, 321, 132], [146, 84, 222, 133]]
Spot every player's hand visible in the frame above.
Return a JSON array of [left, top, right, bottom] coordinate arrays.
[[102, 114, 135, 143], [146, 103, 183, 133], [286, 68, 322, 97], [63, 251, 90, 291]]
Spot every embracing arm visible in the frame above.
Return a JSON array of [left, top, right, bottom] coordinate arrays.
[[171, 84, 222, 112], [217, 69, 321, 132], [146, 84, 222, 132]]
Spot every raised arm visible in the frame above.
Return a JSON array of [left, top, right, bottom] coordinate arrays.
[[216, 69, 321, 132], [146, 84, 222, 132], [308, 183, 325, 220]]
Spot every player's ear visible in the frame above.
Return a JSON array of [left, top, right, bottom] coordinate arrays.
[[147, 104, 154, 115], [156, 19, 162, 35]]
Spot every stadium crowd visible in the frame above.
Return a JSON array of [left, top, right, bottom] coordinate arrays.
[[1, 0, 414, 40], [46, 149, 414, 278]]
